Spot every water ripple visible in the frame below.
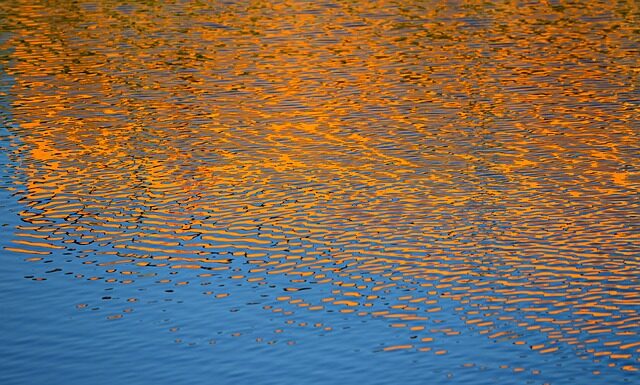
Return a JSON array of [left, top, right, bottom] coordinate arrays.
[[0, 0, 638, 384]]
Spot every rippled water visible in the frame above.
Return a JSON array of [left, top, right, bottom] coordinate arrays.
[[1, 1, 639, 384]]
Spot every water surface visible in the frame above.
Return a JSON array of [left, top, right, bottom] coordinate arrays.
[[0, 1, 639, 384]]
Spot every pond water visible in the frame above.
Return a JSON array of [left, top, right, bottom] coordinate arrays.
[[0, 1, 638, 384]]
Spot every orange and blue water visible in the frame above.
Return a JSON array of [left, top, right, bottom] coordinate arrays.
[[0, 1, 638, 384]]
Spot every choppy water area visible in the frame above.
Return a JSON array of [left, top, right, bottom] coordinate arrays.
[[0, 0, 638, 384]]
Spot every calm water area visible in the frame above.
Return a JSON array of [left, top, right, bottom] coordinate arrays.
[[0, 1, 638, 384]]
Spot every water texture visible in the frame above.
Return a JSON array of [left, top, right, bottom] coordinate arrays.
[[0, 1, 638, 384]]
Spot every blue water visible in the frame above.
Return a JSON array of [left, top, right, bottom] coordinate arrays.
[[2, 241, 632, 385]]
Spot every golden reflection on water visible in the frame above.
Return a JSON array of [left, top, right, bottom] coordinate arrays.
[[1, 0, 639, 374]]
